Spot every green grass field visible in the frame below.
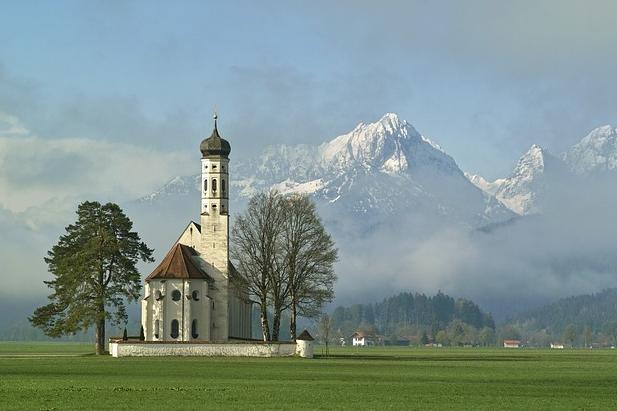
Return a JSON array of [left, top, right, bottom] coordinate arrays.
[[1, 343, 617, 410]]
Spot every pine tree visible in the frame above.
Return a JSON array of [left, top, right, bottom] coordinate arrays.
[[30, 201, 153, 355]]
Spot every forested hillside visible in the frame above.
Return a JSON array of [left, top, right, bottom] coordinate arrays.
[[505, 288, 617, 347], [330, 292, 495, 346]]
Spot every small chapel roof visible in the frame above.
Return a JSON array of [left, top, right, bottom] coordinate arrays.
[[146, 243, 214, 283], [296, 330, 315, 341]]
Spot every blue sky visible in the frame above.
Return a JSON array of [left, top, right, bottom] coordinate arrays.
[[2, 0, 617, 183]]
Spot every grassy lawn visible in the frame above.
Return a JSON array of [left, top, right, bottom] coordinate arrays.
[[1, 343, 616, 410]]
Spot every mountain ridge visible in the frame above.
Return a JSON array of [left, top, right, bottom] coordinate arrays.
[[138, 113, 514, 228]]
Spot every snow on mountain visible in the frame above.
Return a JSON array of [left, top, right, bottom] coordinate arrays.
[[138, 113, 515, 228], [138, 175, 199, 202], [464, 173, 504, 196], [467, 145, 563, 215], [563, 125, 617, 174]]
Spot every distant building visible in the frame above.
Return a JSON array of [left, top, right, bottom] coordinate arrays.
[[503, 339, 521, 348], [550, 343, 564, 349], [352, 331, 377, 346]]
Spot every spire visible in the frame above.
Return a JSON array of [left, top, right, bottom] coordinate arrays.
[[200, 111, 231, 157]]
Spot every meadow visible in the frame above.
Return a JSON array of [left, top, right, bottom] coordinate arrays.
[[1, 343, 617, 410]]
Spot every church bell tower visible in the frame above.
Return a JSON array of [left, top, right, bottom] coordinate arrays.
[[199, 113, 231, 341], [200, 114, 230, 269]]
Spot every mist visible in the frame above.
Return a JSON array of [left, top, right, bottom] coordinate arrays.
[[330, 168, 617, 320]]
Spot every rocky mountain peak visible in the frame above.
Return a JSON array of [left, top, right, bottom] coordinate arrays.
[[564, 125, 617, 174]]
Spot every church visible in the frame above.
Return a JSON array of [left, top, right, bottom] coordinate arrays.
[[140, 116, 253, 342]]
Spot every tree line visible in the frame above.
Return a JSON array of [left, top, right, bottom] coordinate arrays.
[[231, 191, 337, 341], [504, 288, 617, 347], [330, 291, 496, 346]]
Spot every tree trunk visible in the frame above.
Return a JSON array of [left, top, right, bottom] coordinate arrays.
[[290, 296, 297, 341], [260, 305, 271, 341], [95, 303, 105, 355], [272, 307, 281, 342]]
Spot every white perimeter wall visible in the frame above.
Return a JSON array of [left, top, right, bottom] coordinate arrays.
[[110, 342, 298, 358]]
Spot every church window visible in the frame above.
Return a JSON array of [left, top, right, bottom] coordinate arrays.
[[155, 290, 163, 300], [221, 179, 226, 194], [170, 320, 179, 339], [154, 320, 160, 339], [172, 290, 181, 301], [191, 320, 199, 339], [212, 164, 217, 170], [212, 179, 217, 193], [203, 179, 207, 192], [192, 290, 200, 301]]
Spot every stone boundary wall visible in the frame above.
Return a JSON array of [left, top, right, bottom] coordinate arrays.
[[110, 342, 297, 358]]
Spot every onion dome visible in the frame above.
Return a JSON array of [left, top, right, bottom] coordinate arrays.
[[200, 114, 231, 158]]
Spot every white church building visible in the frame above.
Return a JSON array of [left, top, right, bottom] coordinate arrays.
[[140, 116, 253, 342]]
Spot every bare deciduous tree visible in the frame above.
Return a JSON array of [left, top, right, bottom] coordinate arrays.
[[231, 192, 337, 342], [280, 194, 337, 340], [318, 312, 332, 357], [230, 191, 283, 341]]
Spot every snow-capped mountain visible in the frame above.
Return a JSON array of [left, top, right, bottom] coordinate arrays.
[[563, 125, 617, 174], [138, 113, 514, 229], [467, 145, 567, 215], [468, 124, 617, 216]]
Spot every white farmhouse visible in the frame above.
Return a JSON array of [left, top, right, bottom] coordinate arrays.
[[352, 331, 377, 347], [503, 339, 521, 348], [141, 116, 252, 342]]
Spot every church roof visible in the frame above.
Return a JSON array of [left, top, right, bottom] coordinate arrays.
[[146, 243, 214, 283], [200, 115, 231, 158]]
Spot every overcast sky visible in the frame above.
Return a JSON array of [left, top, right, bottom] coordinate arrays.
[[2, 0, 617, 185], [2, 1, 617, 305]]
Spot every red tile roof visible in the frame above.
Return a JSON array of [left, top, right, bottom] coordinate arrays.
[[146, 243, 213, 282]]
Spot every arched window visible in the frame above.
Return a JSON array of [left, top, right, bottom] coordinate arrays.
[[192, 290, 200, 301], [170, 320, 179, 339], [191, 320, 199, 339], [154, 290, 163, 301], [172, 290, 181, 301], [203, 179, 207, 192], [221, 179, 226, 195], [212, 179, 217, 193], [154, 319, 160, 339]]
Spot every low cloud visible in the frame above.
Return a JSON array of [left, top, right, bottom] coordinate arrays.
[[0, 112, 194, 221], [332, 172, 617, 320]]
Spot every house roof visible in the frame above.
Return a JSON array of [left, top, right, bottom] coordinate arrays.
[[352, 331, 376, 338], [146, 243, 214, 283], [297, 330, 314, 341]]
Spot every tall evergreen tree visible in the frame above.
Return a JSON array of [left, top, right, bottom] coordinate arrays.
[[30, 201, 153, 355]]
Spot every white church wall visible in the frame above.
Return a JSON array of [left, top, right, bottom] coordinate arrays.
[[188, 280, 210, 341]]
